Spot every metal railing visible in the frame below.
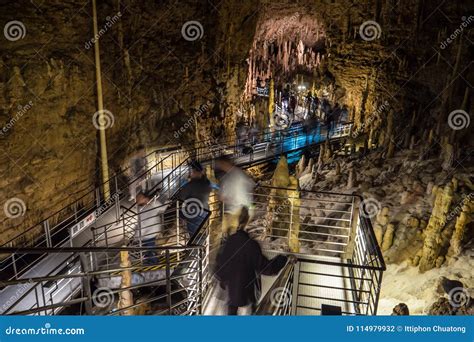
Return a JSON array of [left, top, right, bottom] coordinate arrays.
[[0, 122, 353, 315], [0, 246, 206, 316], [255, 261, 295, 315], [2, 121, 352, 254], [241, 186, 385, 316], [0, 205, 211, 316]]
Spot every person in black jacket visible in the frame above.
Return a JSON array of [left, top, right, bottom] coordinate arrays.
[[215, 207, 288, 315], [177, 160, 213, 237]]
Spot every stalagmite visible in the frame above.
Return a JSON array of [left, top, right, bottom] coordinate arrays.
[[419, 183, 454, 272], [268, 78, 275, 128], [347, 167, 356, 189], [448, 199, 473, 257], [335, 161, 341, 176], [441, 137, 454, 171], [386, 135, 395, 158], [381, 223, 395, 251], [117, 250, 135, 315], [288, 176, 301, 253], [266, 156, 300, 251]]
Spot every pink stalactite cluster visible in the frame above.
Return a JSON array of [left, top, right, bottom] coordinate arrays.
[[244, 12, 327, 98]]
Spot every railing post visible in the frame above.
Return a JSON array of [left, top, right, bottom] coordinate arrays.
[[11, 252, 18, 279], [198, 248, 203, 315], [114, 174, 119, 196], [289, 201, 293, 246], [44, 220, 52, 248], [176, 201, 181, 260], [115, 192, 121, 221], [80, 253, 93, 315], [291, 260, 300, 315], [165, 250, 172, 315]]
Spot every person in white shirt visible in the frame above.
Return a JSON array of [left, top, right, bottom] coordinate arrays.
[[214, 155, 255, 238], [135, 192, 169, 264]]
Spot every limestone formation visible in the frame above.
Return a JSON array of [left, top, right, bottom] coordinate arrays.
[[448, 198, 473, 257], [346, 167, 356, 189], [117, 250, 134, 315], [418, 183, 454, 272], [381, 223, 395, 252], [266, 156, 300, 252]]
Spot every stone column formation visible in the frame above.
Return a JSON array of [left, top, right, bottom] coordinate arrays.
[[418, 183, 454, 272], [266, 156, 300, 252]]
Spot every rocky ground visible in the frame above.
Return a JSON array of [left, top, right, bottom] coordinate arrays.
[[295, 144, 473, 315]]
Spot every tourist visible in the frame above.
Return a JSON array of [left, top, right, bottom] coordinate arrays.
[[214, 155, 255, 238], [305, 90, 313, 117], [215, 207, 290, 315], [128, 145, 147, 201], [332, 102, 342, 126], [135, 191, 169, 265], [177, 160, 212, 237], [340, 104, 349, 123]]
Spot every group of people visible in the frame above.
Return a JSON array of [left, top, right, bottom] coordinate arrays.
[[304, 91, 349, 129], [129, 151, 290, 315]]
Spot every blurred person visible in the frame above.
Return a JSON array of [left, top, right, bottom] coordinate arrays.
[[332, 102, 342, 126], [340, 104, 349, 123], [177, 160, 213, 237], [214, 155, 255, 238], [215, 207, 289, 315], [305, 90, 313, 117], [128, 145, 147, 201], [135, 191, 169, 265], [289, 93, 297, 119]]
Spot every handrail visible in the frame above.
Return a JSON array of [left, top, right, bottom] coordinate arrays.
[[255, 260, 295, 315], [0, 246, 205, 255], [2, 121, 352, 256]]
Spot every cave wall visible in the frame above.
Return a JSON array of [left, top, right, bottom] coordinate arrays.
[[0, 0, 221, 243], [0, 0, 472, 244]]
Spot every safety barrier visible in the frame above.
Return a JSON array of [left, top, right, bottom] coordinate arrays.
[[248, 187, 385, 315], [0, 205, 211, 316]]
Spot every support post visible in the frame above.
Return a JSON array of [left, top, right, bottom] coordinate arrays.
[[92, 0, 110, 200]]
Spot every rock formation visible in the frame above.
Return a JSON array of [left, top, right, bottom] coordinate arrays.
[[419, 183, 454, 272]]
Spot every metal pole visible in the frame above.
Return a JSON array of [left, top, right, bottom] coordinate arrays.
[[165, 250, 172, 314], [92, 0, 110, 200], [80, 253, 93, 314], [198, 248, 203, 314]]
